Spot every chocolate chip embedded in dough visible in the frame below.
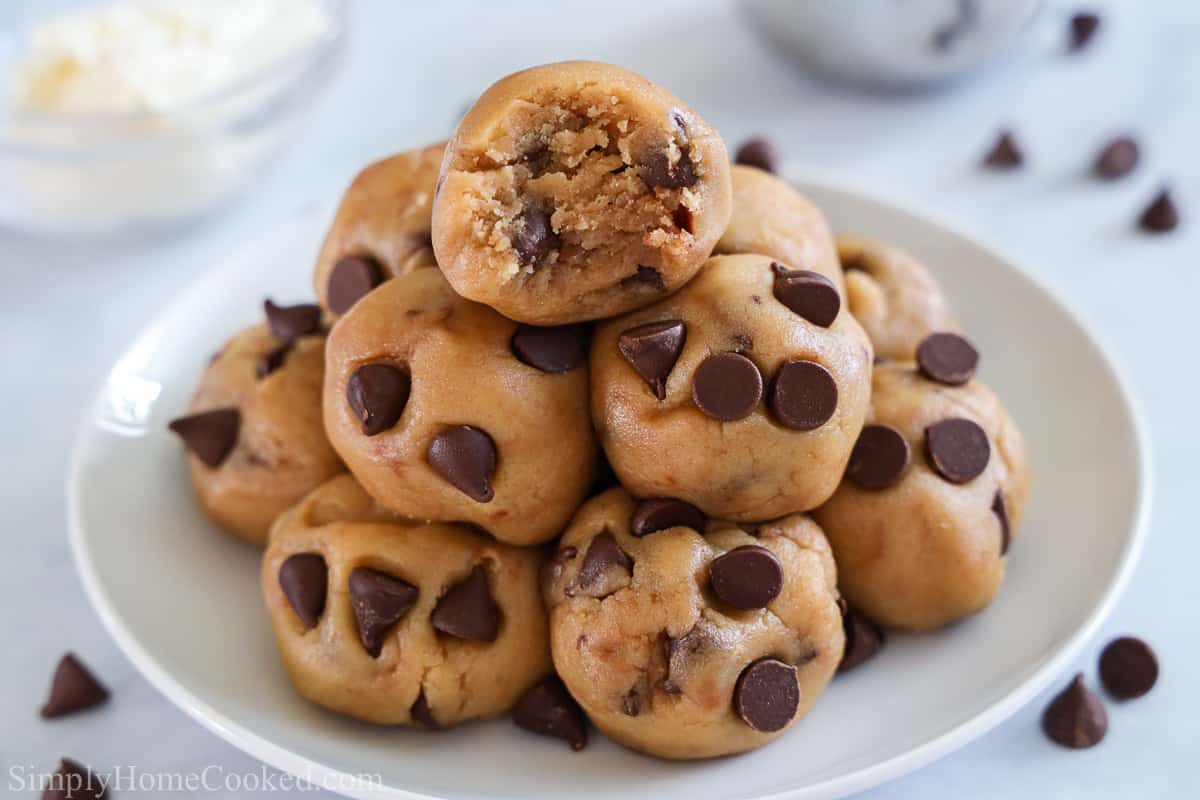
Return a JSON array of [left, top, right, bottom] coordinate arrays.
[[768, 360, 838, 431], [846, 424, 911, 490], [410, 688, 439, 729], [264, 299, 322, 341], [346, 364, 411, 436], [512, 203, 560, 266], [348, 567, 419, 657], [630, 497, 705, 537], [838, 606, 885, 672], [327, 255, 384, 314], [426, 425, 497, 503], [692, 352, 763, 422], [1042, 673, 1108, 748], [620, 265, 666, 291], [925, 418, 991, 483], [512, 675, 588, 751], [430, 565, 501, 642], [709, 545, 784, 610], [642, 146, 697, 189], [916, 332, 979, 385], [168, 408, 240, 468], [733, 658, 800, 732], [256, 341, 292, 379], [40, 653, 109, 719], [278, 553, 327, 630], [573, 531, 633, 598], [1099, 636, 1159, 700], [618, 319, 686, 400], [511, 324, 586, 373], [771, 263, 840, 327], [992, 490, 1012, 555]]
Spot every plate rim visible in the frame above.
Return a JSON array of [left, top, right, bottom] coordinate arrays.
[[67, 181, 1154, 800]]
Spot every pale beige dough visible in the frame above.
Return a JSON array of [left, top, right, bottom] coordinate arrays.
[[262, 475, 551, 727], [432, 61, 732, 325], [543, 488, 843, 759], [813, 362, 1030, 631]]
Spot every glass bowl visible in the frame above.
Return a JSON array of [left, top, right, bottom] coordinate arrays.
[[0, 0, 347, 238]]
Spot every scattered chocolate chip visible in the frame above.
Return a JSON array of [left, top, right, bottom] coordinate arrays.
[[771, 264, 841, 327], [735, 138, 778, 173], [1069, 11, 1101, 51], [664, 627, 709, 694], [1094, 136, 1139, 179], [511, 324, 586, 373], [623, 688, 641, 716], [278, 553, 327, 630], [631, 497, 705, 537], [40, 653, 109, 719], [769, 360, 838, 431], [1099, 637, 1158, 699], [846, 424, 911, 489], [512, 203, 559, 266], [410, 688, 439, 729], [709, 545, 784, 610], [672, 205, 694, 233], [982, 130, 1024, 169], [925, 418, 991, 483], [917, 332, 979, 385], [733, 658, 799, 732], [427, 425, 497, 503], [1139, 188, 1179, 233], [42, 758, 107, 800], [431, 565, 501, 642], [839, 606, 885, 672], [328, 255, 384, 314], [513, 676, 588, 751], [620, 265, 666, 291], [692, 352, 763, 422], [264, 299, 322, 341], [618, 319, 686, 400], [992, 490, 1012, 555], [346, 363, 411, 436], [168, 408, 240, 468], [574, 531, 633, 598], [642, 146, 697, 189], [256, 341, 292, 379], [348, 567, 418, 657], [1042, 673, 1108, 748]]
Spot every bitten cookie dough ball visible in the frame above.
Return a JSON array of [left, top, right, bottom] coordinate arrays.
[[263, 475, 551, 728], [323, 268, 596, 546], [313, 143, 444, 317], [813, 342, 1030, 631], [837, 235, 960, 361], [543, 488, 843, 759], [591, 253, 872, 521], [432, 61, 733, 325], [168, 300, 343, 545], [715, 165, 845, 296]]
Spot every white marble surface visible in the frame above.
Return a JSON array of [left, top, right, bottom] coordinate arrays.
[[1, 0, 1196, 796]]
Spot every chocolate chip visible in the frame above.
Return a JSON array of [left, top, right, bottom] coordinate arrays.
[[1099, 636, 1158, 699], [846, 424, 911, 489], [278, 553, 327, 630], [40, 653, 109, 719], [993, 490, 1012, 555], [42, 758, 107, 800], [256, 341, 292, 379], [630, 497, 705, 537], [543, 545, 578, 587], [982, 130, 1023, 169], [735, 137, 778, 173], [410, 688, 439, 729], [642, 146, 697, 189], [917, 332, 979, 385], [346, 364, 411, 436], [925, 418, 990, 483], [264, 299, 322, 341], [769, 360, 838, 431], [672, 205, 694, 234], [511, 324, 586, 373], [1094, 136, 1139, 179], [327, 255, 384, 314], [618, 319, 686, 400], [709, 545, 784, 610], [168, 408, 239, 468], [664, 626, 709, 694], [733, 658, 799, 732], [573, 531, 633, 598], [838, 605, 885, 672], [431, 565, 500, 642], [512, 203, 559, 267], [348, 567, 418, 657], [620, 265, 666, 291], [1139, 188, 1179, 233], [427, 425, 497, 502], [1069, 11, 1101, 51], [1042, 673, 1108, 748], [692, 352, 763, 422], [513, 676, 588, 751], [771, 264, 841, 327], [622, 688, 641, 716]]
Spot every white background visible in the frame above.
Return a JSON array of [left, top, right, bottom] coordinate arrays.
[[1, 0, 1197, 797]]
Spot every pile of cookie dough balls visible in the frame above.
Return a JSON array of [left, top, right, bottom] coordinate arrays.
[[167, 60, 1030, 761]]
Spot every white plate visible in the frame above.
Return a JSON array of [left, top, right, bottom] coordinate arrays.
[[68, 182, 1151, 800]]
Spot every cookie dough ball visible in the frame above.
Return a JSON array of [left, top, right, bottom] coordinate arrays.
[[715, 165, 845, 296], [323, 268, 596, 546], [543, 488, 843, 759], [813, 346, 1030, 631], [432, 61, 732, 325], [313, 143, 444, 317], [168, 301, 343, 545], [837, 235, 960, 361], [591, 253, 872, 521], [262, 475, 551, 728]]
